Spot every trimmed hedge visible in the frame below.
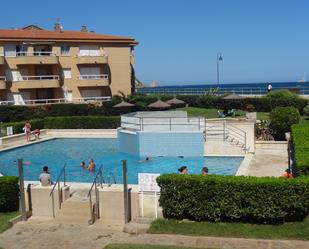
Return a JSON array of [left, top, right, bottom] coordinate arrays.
[[292, 124, 309, 175], [157, 174, 309, 224], [269, 107, 300, 140], [2, 116, 120, 133], [0, 176, 19, 212], [0, 90, 307, 122]]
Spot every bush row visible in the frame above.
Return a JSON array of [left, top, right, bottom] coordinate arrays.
[[157, 174, 309, 224], [129, 92, 308, 113], [2, 116, 120, 134], [0, 90, 307, 122], [292, 124, 309, 175], [0, 176, 19, 212]]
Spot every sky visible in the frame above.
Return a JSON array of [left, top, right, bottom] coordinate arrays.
[[1, 0, 309, 85]]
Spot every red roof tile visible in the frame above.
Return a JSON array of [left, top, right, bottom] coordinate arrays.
[[0, 28, 137, 44]]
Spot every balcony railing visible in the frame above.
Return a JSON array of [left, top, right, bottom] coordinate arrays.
[[16, 51, 55, 56], [78, 74, 108, 80], [0, 76, 6, 81], [0, 96, 112, 105], [21, 75, 60, 81], [77, 52, 107, 57]]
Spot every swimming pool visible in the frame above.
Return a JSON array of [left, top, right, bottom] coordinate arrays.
[[0, 138, 243, 184]]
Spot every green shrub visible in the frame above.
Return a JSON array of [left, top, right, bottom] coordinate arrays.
[[44, 116, 120, 129], [269, 107, 300, 140], [303, 106, 309, 116], [157, 174, 309, 224], [292, 124, 309, 175], [2, 116, 120, 134], [0, 176, 19, 212]]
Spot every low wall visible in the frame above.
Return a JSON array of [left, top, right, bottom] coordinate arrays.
[[30, 184, 70, 217]]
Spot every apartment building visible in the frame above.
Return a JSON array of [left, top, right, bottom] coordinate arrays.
[[0, 24, 138, 104]]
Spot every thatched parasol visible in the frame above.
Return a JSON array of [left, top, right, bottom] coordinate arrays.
[[113, 101, 135, 108], [222, 94, 245, 100], [147, 100, 171, 108], [166, 97, 186, 105]]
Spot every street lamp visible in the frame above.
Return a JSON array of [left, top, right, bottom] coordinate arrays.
[[217, 52, 223, 88]]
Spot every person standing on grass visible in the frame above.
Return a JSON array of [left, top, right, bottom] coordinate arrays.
[[267, 83, 273, 92], [39, 166, 53, 186]]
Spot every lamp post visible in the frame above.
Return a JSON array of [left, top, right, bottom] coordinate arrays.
[[217, 52, 223, 88]]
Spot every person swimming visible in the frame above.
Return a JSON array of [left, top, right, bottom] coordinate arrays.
[[178, 166, 188, 174]]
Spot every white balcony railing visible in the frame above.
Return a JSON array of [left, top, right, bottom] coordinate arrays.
[[77, 51, 107, 57], [21, 75, 60, 81], [16, 51, 55, 56], [0, 76, 6, 81], [78, 74, 108, 80]]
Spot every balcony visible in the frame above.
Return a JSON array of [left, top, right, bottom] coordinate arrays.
[[76, 52, 108, 64], [6, 52, 59, 66], [0, 76, 6, 89], [0, 54, 4, 64], [77, 74, 109, 87], [13, 75, 60, 89]]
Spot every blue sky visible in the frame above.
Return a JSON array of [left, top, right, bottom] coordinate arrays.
[[1, 0, 308, 85]]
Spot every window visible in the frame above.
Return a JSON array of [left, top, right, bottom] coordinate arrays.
[[79, 45, 100, 56], [63, 69, 71, 79], [61, 46, 70, 56]]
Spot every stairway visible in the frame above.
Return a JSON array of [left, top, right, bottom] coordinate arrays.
[[54, 189, 91, 224], [204, 121, 248, 154]]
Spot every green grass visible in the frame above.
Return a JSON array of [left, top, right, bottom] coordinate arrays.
[[149, 218, 309, 240], [177, 107, 246, 118], [0, 212, 19, 233], [104, 244, 217, 249]]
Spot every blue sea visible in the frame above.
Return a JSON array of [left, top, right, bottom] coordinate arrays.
[[137, 81, 309, 95]]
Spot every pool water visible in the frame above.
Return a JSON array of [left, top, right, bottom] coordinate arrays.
[[0, 138, 243, 184]]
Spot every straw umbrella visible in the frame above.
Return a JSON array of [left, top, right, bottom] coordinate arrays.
[[222, 94, 245, 100], [147, 100, 171, 109], [166, 97, 186, 105], [113, 101, 135, 108]]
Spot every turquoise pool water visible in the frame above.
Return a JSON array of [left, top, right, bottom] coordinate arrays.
[[0, 138, 243, 184]]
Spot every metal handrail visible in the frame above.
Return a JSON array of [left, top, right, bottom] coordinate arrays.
[[21, 75, 60, 81], [78, 74, 109, 80], [16, 51, 55, 56], [77, 52, 107, 57], [49, 164, 66, 218], [87, 165, 103, 225], [107, 172, 117, 186]]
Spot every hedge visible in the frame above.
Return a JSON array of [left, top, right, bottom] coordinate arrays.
[[0, 176, 19, 212], [0, 90, 307, 122], [269, 107, 300, 140], [2, 116, 120, 134], [157, 174, 309, 224], [129, 92, 308, 113], [292, 124, 309, 175]]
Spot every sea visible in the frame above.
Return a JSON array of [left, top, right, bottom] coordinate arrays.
[[136, 81, 309, 95]]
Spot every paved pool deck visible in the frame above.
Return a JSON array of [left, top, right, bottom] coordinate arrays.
[[0, 217, 308, 249]]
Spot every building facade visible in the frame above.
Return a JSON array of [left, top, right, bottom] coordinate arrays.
[[0, 24, 138, 104]]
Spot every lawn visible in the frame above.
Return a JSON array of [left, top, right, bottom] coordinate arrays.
[[104, 244, 217, 249], [0, 212, 19, 233], [177, 107, 246, 118], [149, 218, 309, 240]]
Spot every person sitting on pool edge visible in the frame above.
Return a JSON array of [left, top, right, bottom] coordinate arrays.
[[39, 166, 53, 186], [201, 166, 209, 175], [87, 159, 96, 172], [178, 166, 188, 174]]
